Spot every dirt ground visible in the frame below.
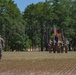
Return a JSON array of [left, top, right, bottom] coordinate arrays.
[[0, 51, 76, 75]]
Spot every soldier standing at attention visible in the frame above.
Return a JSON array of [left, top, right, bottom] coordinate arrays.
[[0, 35, 4, 59]]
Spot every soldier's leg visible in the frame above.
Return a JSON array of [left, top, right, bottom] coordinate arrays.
[[61, 46, 64, 53], [65, 46, 68, 53], [53, 45, 56, 53], [57, 46, 61, 53], [49, 45, 52, 53], [0, 49, 2, 60], [49, 47, 51, 53]]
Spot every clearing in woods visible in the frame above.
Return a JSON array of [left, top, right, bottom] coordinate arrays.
[[0, 51, 76, 75]]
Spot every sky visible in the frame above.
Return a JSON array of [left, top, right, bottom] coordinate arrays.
[[14, 0, 45, 12]]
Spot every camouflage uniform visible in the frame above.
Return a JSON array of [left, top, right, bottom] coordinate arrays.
[[0, 35, 4, 59]]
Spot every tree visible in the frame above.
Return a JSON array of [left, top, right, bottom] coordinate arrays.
[[0, 0, 27, 51], [23, 0, 76, 51], [0, 0, 76, 51], [23, 1, 53, 51]]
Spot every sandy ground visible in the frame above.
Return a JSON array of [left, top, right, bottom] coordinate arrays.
[[0, 51, 76, 75]]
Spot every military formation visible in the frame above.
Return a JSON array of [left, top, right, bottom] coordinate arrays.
[[48, 38, 69, 53]]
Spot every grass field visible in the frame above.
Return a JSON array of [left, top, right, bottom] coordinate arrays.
[[0, 51, 76, 75]]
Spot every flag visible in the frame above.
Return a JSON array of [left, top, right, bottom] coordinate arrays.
[[54, 26, 58, 37], [55, 36, 58, 42], [54, 26, 58, 42], [61, 29, 64, 41]]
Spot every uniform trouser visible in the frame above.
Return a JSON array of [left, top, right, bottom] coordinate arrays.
[[0, 48, 2, 59]]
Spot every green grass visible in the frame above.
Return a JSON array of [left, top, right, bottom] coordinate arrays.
[[0, 51, 76, 75]]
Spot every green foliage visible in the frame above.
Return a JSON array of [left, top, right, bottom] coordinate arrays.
[[50, 34, 54, 40], [24, 0, 76, 49], [4, 44, 10, 51], [0, 0, 27, 51], [25, 39, 32, 48], [0, 0, 76, 51]]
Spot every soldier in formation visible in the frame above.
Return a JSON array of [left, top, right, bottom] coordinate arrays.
[[0, 35, 4, 59], [48, 38, 69, 53]]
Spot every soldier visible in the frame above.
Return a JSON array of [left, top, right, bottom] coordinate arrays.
[[0, 35, 4, 59], [63, 38, 69, 53], [48, 38, 53, 53]]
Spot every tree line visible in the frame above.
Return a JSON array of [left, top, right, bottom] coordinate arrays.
[[0, 0, 76, 51]]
